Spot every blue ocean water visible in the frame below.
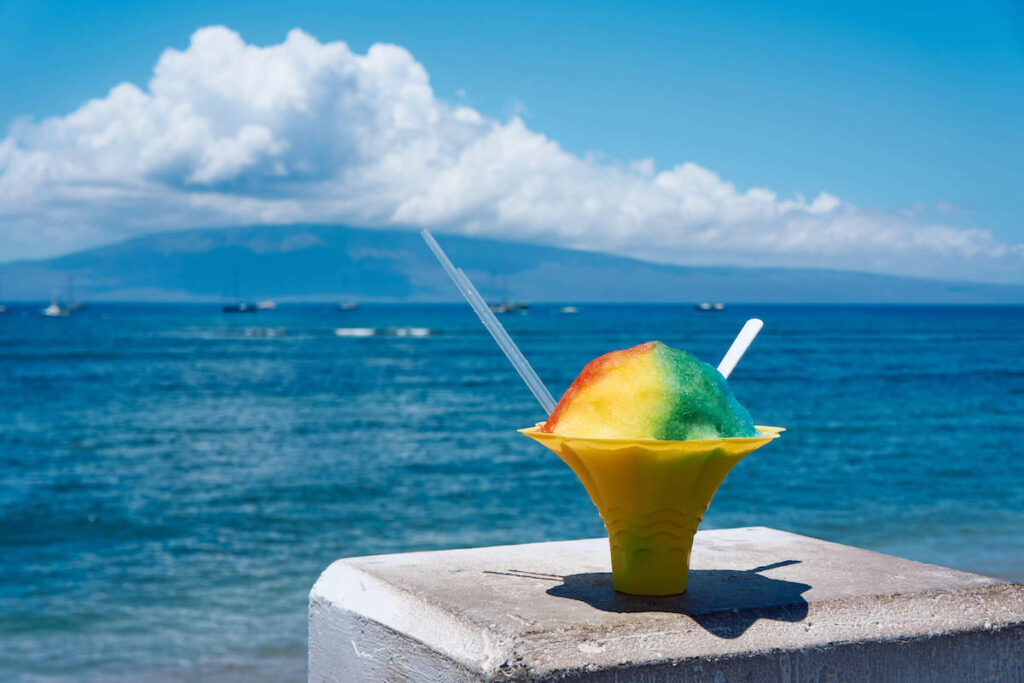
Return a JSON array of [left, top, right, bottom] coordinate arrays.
[[1, 303, 1022, 680]]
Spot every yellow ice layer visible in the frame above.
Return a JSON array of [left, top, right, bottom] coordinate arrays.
[[521, 426, 783, 595]]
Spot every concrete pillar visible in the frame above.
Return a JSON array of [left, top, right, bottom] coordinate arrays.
[[309, 527, 1024, 681]]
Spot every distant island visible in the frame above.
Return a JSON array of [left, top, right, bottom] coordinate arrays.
[[1, 224, 1022, 304]]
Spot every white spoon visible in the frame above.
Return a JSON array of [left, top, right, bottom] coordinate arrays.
[[717, 319, 763, 380]]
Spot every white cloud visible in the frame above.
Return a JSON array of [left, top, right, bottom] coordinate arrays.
[[0, 26, 1021, 283]]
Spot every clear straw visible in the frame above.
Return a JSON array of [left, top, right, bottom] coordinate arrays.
[[421, 230, 558, 415]]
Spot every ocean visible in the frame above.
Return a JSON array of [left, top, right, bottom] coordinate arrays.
[[1, 303, 1022, 680]]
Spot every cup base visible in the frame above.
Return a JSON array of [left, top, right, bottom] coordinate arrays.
[[605, 507, 699, 595]]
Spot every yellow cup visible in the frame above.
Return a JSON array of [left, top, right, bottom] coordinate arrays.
[[521, 425, 783, 595]]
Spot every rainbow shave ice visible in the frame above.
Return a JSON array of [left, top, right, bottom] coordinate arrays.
[[540, 341, 756, 441], [526, 340, 779, 594], [421, 231, 780, 595]]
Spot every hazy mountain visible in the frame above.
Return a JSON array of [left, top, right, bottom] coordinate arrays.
[[1, 224, 1022, 303]]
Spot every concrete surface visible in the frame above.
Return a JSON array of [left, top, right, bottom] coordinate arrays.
[[309, 527, 1024, 681]]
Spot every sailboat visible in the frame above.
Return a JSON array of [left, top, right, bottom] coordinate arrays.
[[336, 268, 358, 311], [43, 296, 69, 317], [222, 302, 257, 313], [488, 273, 528, 314], [222, 268, 258, 313], [65, 276, 87, 312]]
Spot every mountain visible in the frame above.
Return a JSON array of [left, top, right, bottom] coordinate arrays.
[[1, 224, 1022, 303]]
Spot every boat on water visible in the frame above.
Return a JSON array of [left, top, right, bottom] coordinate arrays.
[[489, 301, 529, 314], [695, 302, 726, 312], [42, 299, 70, 317], [0, 305, 7, 314], [222, 302, 258, 313], [338, 302, 358, 311], [559, 305, 580, 314], [40, 278, 82, 316], [221, 268, 260, 313], [256, 300, 277, 310], [488, 272, 528, 314]]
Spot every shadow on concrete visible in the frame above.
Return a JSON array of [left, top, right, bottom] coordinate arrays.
[[546, 561, 810, 639]]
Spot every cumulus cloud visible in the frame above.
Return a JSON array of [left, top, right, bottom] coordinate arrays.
[[1, 26, 1021, 282]]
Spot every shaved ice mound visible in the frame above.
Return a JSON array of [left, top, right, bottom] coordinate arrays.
[[540, 341, 756, 441]]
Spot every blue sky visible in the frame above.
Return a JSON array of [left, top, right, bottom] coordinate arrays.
[[0, 0, 1022, 281]]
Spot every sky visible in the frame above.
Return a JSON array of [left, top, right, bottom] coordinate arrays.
[[1, 0, 1022, 282]]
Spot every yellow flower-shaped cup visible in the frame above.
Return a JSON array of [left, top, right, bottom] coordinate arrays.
[[520, 425, 783, 595]]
